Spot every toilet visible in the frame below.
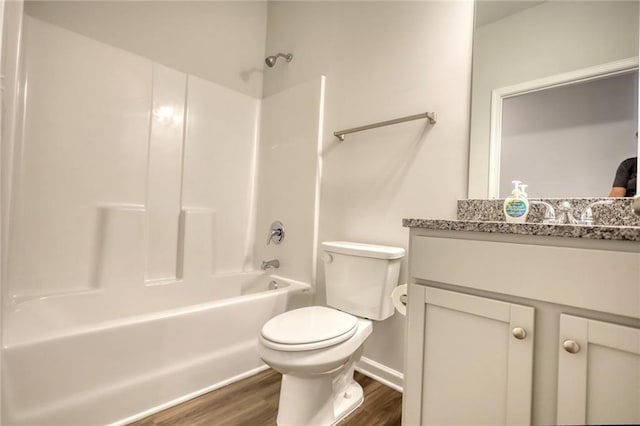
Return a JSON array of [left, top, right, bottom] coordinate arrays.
[[257, 241, 405, 426]]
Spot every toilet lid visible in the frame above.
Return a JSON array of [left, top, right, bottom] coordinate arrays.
[[261, 306, 358, 349]]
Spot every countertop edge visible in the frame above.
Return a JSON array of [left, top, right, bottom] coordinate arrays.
[[402, 218, 640, 242]]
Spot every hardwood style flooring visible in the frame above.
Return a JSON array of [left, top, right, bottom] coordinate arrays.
[[130, 369, 402, 426]]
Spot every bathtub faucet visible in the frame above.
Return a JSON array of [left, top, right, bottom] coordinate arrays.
[[261, 259, 280, 270]]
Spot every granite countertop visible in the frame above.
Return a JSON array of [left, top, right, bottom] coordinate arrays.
[[403, 198, 640, 242], [402, 218, 640, 242]]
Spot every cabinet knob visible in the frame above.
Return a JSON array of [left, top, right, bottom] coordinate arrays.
[[562, 340, 581, 354], [512, 327, 527, 340]]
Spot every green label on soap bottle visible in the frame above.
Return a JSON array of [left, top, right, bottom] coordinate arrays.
[[505, 200, 527, 217]]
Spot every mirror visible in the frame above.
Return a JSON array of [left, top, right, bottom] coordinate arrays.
[[468, 1, 639, 199]]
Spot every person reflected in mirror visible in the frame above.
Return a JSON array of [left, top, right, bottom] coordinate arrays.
[[609, 156, 637, 197]]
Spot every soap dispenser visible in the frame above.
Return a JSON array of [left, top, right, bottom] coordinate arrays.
[[503, 180, 529, 223], [519, 184, 528, 198]]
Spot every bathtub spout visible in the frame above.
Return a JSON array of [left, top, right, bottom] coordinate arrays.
[[261, 259, 280, 270]]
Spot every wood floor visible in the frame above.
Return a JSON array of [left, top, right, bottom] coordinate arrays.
[[130, 369, 402, 426]]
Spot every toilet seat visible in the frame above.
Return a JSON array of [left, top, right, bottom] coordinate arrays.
[[261, 306, 359, 352]]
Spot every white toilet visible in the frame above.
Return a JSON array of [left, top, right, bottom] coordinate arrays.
[[257, 241, 405, 426]]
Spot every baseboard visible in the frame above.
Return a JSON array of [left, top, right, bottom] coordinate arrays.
[[355, 356, 403, 393]]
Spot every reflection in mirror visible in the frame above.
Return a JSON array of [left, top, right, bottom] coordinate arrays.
[[498, 70, 637, 198], [468, 1, 639, 199]]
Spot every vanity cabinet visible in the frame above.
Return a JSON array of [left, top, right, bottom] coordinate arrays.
[[404, 285, 534, 426], [403, 229, 640, 426]]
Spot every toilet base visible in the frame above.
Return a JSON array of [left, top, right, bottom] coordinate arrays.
[[275, 347, 365, 426], [331, 380, 364, 424], [276, 375, 363, 426]]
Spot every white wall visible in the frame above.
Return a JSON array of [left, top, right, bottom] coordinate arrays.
[[23, 1, 268, 98], [500, 72, 638, 198], [264, 1, 474, 374], [7, 16, 259, 298], [469, 1, 639, 198]]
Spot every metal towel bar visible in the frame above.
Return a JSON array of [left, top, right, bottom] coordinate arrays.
[[334, 111, 437, 141]]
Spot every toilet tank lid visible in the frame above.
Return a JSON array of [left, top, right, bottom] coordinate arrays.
[[321, 241, 405, 259]]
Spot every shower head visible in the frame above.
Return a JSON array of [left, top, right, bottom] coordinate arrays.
[[265, 53, 293, 68]]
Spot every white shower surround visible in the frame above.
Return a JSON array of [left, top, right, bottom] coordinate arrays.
[[8, 17, 262, 297], [3, 273, 310, 425], [2, 13, 324, 426]]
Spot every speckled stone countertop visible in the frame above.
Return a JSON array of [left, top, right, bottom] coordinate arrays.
[[403, 198, 640, 242], [457, 198, 640, 226]]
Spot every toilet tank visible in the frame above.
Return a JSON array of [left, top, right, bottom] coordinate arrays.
[[321, 241, 405, 320]]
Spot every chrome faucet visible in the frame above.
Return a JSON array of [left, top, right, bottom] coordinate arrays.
[[530, 201, 557, 224], [266, 221, 285, 245], [577, 200, 614, 226], [261, 259, 280, 270], [556, 201, 577, 225]]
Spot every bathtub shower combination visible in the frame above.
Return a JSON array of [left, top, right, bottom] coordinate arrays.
[[4, 274, 309, 425], [2, 12, 322, 426]]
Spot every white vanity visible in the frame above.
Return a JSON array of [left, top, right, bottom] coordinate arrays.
[[402, 217, 640, 425], [447, 0, 640, 422]]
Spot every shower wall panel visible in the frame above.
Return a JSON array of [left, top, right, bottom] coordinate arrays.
[[145, 64, 187, 283], [181, 76, 260, 275], [8, 16, 151, 297], [7, 16, 259, 299], [253, 77, 324, 285]]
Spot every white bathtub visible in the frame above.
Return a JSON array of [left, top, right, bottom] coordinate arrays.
[[3, 272, 310, 425]]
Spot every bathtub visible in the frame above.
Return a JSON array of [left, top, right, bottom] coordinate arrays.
[[3, 272, 310, 425]]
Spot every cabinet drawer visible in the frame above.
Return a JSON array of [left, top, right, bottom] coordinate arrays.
[[410, 236, 640, 318]]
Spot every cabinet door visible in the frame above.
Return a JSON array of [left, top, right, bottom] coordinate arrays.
[[557, 314, 640, 425], [404, 286, 535, 426]]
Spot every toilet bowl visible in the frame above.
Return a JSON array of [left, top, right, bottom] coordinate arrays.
[[257, 307, 373, 425], [257, 241, 404, 426]]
